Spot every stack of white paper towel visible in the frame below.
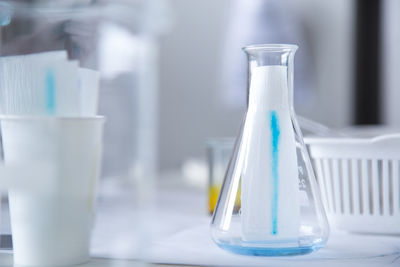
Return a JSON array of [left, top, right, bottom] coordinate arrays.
[[0, 50, 99, 116]]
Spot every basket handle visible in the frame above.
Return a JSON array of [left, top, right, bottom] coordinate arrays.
[[370, 133, 400, 143]]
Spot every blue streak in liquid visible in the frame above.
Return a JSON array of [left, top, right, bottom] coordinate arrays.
[[45, 69, 56, 114], [270, 111, 280, 235]]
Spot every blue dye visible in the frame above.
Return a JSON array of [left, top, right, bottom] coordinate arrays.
[[217, 243, 323, 257], [270, 111, 280, 235], [45, 69, 56, 114]]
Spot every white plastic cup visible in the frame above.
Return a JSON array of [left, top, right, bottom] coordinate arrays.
[[0, 116, 104, 266]]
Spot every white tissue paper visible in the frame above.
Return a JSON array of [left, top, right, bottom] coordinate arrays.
[[0, 51, 81, 116], [79, 68, 100, 116], [241, 66, 299, 242]]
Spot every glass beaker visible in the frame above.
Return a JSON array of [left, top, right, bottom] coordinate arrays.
[[206, 138, 235, 214], [211, 44, 329, 256]]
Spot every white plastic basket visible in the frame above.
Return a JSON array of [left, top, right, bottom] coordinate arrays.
[[305, 134, 400, 234]]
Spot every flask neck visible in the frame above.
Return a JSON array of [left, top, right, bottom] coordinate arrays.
[[244, 44, 297, 112], [248, 65, 291, 111]]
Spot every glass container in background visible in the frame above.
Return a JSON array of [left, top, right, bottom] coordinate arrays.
[[206, 138, 235, 214], [211, 44, 329, 256], [0, 0, 170, 257]]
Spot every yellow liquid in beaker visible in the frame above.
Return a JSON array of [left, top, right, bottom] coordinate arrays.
[[209, 184, 241, 214]]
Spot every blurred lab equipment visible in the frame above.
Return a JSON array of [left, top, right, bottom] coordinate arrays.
[[0, 116, 104, 266], [206, 138, 235, 214], [0, 0, 170, 264], [0, 48, 102, 265], [306, 130, 400, 235], [211, 44, 329, 256], [0, 0, 169, 181]]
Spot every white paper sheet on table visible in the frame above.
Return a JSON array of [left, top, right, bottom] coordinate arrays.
[[90, 184, 400, 267], [143, 224, 400, 267]]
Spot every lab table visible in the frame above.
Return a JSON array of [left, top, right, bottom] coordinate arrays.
[[0, 176, 399, 266]]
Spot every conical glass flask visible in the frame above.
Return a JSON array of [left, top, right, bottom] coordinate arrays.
[[211, 44, 329, 256]]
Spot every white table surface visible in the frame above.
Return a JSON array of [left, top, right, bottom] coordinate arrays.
[[0, 253, 146, 267], [1, 177, 400, 266]]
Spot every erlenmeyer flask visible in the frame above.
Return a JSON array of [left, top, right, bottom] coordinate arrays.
[[211, 44, 329, 256]]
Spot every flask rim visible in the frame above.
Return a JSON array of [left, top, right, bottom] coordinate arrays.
[[243, 44, 298, 53]]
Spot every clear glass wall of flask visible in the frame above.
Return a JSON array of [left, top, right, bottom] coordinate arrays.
[[211, 44, 329, 256]]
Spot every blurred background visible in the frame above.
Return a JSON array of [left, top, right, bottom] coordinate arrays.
[[0, 0, 399, 260], [158, 0, 400, 176], [3, 0, 398, 185]]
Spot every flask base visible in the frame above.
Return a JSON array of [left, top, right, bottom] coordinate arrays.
[[216, 242, 324, 256]]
